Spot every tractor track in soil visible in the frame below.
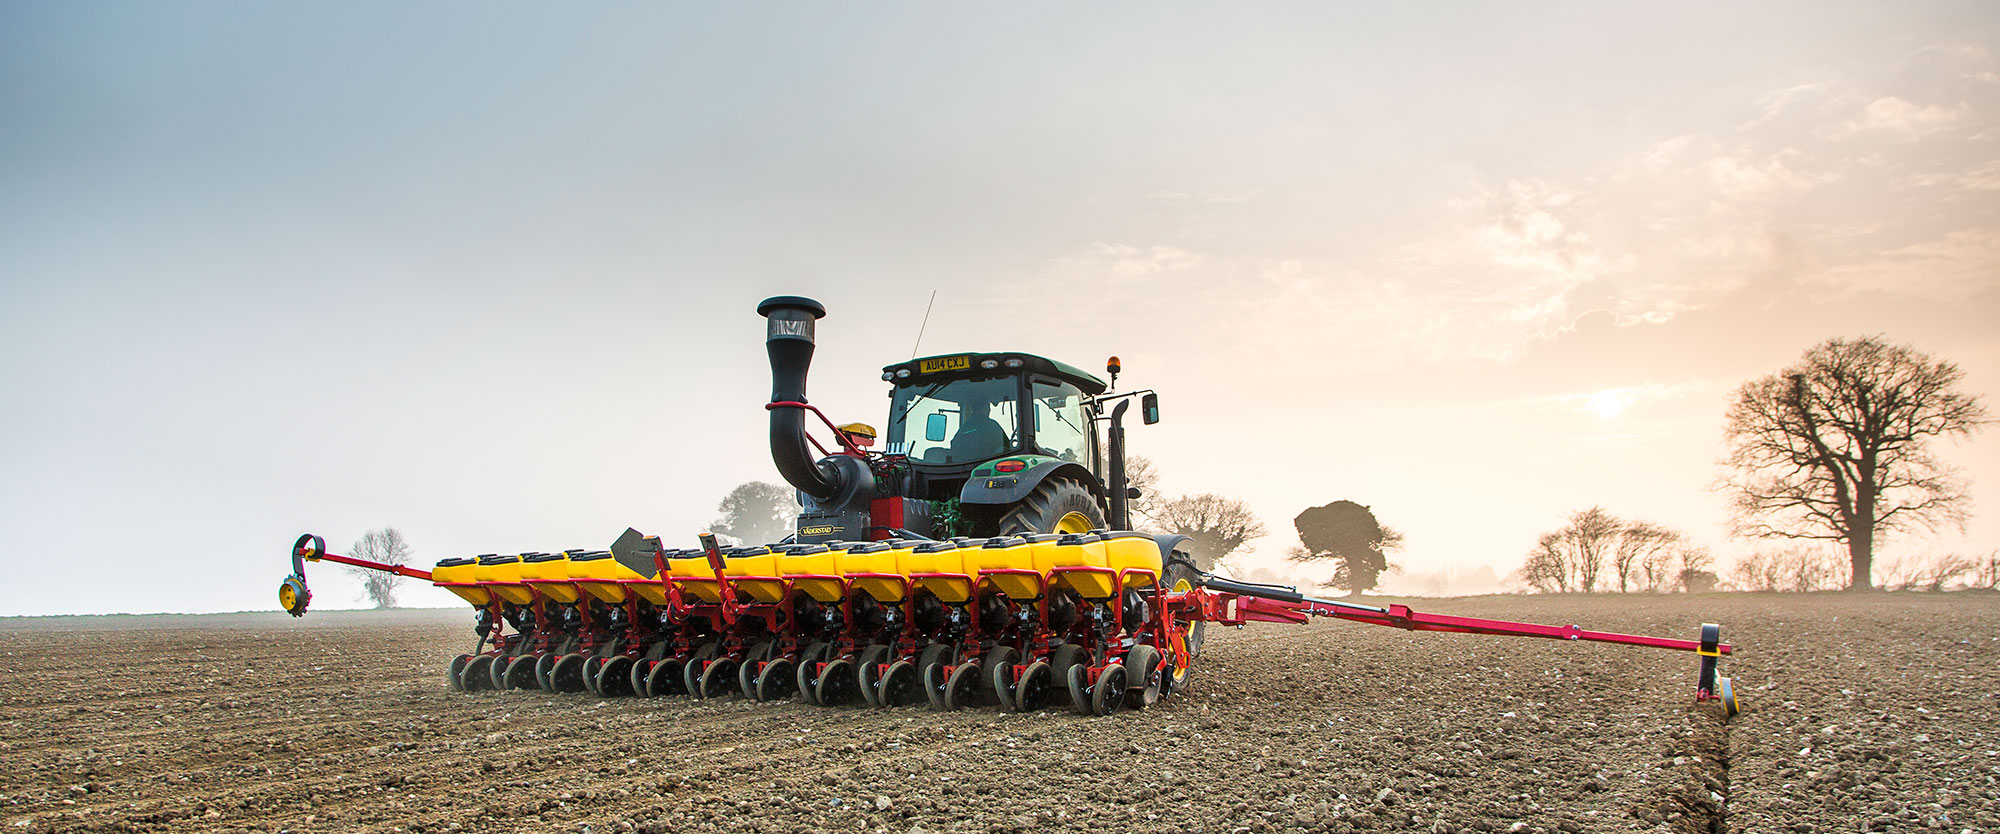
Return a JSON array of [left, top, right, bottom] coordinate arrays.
[[5, 594, 1998, 834]]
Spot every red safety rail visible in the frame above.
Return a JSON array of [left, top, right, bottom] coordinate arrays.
[[291, 534, 432, 581], [765, 400, 868, 458]]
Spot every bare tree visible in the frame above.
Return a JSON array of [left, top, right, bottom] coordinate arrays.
[[1124, 455, 1162, 523], [345, 528, 413, 609], [1733, 546, 1848, 592], [1517, 531, 1571, 593], [1972, 550, 2000, 590], [1567, 507, 1621, 593], [1678, 545, 1718, 592], [1289, 500, 1403, 595], [1153, 493, 1266, 571], [1615, 521, 1682, 593], [710, 481, 801, 546], [1720, 336, 1988, 590]]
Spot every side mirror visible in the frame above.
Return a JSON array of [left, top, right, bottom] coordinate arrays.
[[1141, 392, 1161, 425], [925, 413, 948, 442]]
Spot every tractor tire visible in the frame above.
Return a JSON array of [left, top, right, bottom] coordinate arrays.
[[997, 478, 1105, 536]]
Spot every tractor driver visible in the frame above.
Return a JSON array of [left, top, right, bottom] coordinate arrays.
[[947, 396, 1010, 462]]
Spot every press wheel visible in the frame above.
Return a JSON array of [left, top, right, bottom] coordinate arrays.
[[499, 654, 535, 690], [816, 657, 859, 706], [755, 658, 796, 702], [681, 643, 719, 697], [630, 659, 656, 697], [1719, 675, 1740, 719], [856, 645, 891, 707], [879, 660, 921, 707], [986, 647, 1023, 711], [698, 657, 738, 700], [796, 642, 832, 706], [1090, 664, 1128, 716], [582, 657, 606, 695], [1123, 645, 1163, 710], [941, 660, 983, 711], [922, 659, 950, 708], [737, 642, 775, 700], [598, 656, 635, 697], [460, 655, 495, 692], [549, 653, 588, 693], [534, 654, 557, 691], [1014, 660, 1053, 712], [646, 657, 687, 697], [1065, 664, 1091, 714], [448, 655, 471, 691]]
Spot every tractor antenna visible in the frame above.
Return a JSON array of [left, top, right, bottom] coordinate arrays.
[[910, 290, 937, 359]]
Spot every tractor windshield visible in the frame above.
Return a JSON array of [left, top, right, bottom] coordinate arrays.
[[887, 375, 1020, 465]]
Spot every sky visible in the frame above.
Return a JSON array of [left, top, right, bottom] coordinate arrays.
[[3, 3, 1997, 615]]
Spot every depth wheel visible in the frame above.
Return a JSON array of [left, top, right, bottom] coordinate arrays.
[[1123, 645, 1163, 711], [698, 658, 739, 700], [534, 654, 557, 691], [755, 658, 796, 702], [941, 661, 983, 711], [448, 655, 471, 691], [681, 642, 719, 696], [987, 647, 1023, 711], [1090, 665, 1128, 716], [1719, 675, 1740, 719], [582, 657, 606, 695], [857, 646, 890, 707], [646, 658, 687, 697], [630, 659, 656, 697], [1065, 664, 1091, 714], [922, 660, 949, 708], [879, 660, 921, 707], [549, 653, 588, 693], [1014, 660, 1053, 712], [816, 658, 859, 706], [461, 655, 495, 692], [598, 656, 634, 697], [737, 642, 775, 700]]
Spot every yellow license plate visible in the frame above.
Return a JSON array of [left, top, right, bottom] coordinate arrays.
[[920, 355, 971, 373]]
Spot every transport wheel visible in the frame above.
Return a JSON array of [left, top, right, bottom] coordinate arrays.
[[461, 655, 495, 692], [1014, 660, 1053, 712], [816, 658, 859, 706], [755, 658, 796, 702], [1065, 664, 1092, 714], [997, 478, 1106, 536], [1122, 645, 1163, 710], [1090, 665, 1128, 716], [856, 645, 890, 707], [941, 661, 983, 711], [549, 653, 588, 693], [630, 659, 656, 697], [502, 655, 538, 691], [987, 647, 1023, 711], [879, 660, 921, 707], [598, 656, 635, 697], [448, 655, 471, 691], [646, 658, 687, 697], [698, 658, 738, 700], [534, 654, 557, 691]]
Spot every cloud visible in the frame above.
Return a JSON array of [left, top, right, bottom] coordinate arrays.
[[1806, 228, 2000, 299], [1847, 96, 1966, 136]]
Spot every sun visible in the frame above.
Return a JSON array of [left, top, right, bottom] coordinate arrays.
[[1586, 390, 1630, 419]]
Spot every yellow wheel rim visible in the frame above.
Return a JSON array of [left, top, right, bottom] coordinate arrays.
[[1055, 512, 1095, 535], [278, 583, 296, 609]]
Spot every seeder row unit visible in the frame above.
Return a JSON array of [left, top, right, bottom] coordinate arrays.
[[281, 530, 1740, 718]]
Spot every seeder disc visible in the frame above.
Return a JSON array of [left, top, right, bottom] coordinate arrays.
[[1064, 664, 1090, 714], [535, 655, 557, 691], [921, 661, 948, 709]]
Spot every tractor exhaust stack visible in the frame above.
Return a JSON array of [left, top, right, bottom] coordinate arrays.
[[757, 296, 838, 502]]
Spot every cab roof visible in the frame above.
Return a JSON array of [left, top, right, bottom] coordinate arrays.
[[884, 352, 1107, 396]]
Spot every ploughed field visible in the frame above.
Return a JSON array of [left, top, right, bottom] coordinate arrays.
[[3, 594, 1995, 834]]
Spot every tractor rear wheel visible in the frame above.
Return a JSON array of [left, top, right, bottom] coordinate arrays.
[[997, 478, 1105, 536]]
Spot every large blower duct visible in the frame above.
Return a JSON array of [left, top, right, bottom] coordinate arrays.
[[757, 296, 839, 502]]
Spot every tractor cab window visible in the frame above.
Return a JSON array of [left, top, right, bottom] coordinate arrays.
[[887, 375, 1020, 465], [1031, 379, 1089, 463]]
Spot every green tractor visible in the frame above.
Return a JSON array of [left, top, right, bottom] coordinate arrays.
[[759, 296, 1160, 542]]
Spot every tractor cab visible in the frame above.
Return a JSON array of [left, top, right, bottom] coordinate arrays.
[[879, 353, 1106, 502]]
